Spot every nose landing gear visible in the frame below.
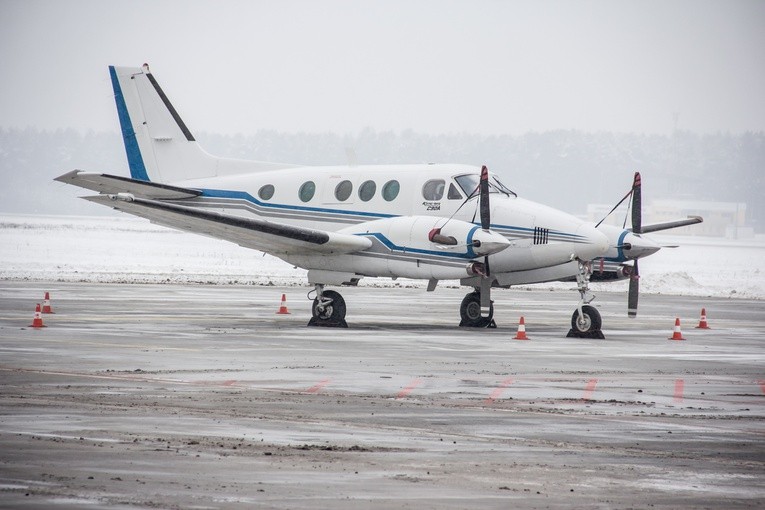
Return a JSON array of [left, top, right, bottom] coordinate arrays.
[[567, 260, 605, 339]]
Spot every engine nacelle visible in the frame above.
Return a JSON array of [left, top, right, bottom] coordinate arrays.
[[338, 215, 510, 280], [589, 259, 633, 282]]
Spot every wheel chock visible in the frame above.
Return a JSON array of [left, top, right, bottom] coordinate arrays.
[[566, 328, 606, 339], [307, 317, 348, 328]]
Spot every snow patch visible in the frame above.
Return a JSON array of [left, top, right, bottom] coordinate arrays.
[[1, 214, 763, 299]]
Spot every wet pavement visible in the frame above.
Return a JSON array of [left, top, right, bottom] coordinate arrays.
[[1, 281, 763, 509]]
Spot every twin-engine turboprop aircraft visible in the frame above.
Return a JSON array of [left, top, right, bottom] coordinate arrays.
[[58, 63, 673, 337]]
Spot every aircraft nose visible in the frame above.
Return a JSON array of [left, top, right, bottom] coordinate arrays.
[[576, 223, 609, 260]]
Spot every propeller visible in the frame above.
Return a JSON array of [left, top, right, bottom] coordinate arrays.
[[479, 165, 492, 313], [628, 172, 641, 318]]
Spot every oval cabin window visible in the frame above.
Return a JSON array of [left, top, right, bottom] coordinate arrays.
[[299, 181, 316, 202], [258, 184, 275, 201], [358, 180, 376, 202], [334, 180, 353, 202], [382, 180, 400, 201], [422, 179, 445, 201]]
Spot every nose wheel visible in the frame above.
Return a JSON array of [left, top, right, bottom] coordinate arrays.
[[570, 305, 602, 336], [566, 261, 605, 339]]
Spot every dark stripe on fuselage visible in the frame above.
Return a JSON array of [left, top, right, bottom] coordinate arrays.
[[189, 189, 589, 245], [134, 197, 330, 244]]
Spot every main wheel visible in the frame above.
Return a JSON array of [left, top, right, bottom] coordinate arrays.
[[459, 291, 494, 328], [570, 305, 602, 334], [312, 290, 346, 323]]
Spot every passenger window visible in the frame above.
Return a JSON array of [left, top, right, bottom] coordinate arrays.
[[299, 181, 316, 202], [447, 183, 462, 200], [422, 179, 445, 201], [382, 180, 400, 201], [334, 180, 353, 201], [358, 180, 376, 202], [258, 184, 275, 201]]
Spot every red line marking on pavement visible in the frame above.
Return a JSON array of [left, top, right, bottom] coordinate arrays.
[[484, 377, 515, 405], [674, 379, 685, 403], [582, 378, 598, 401], [758, 380, 765, 395], [222, 380, 237, 387], [396, 378, 422, 399], [305, 379, 331, 394]]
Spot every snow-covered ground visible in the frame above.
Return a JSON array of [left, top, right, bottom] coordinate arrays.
[[1, 214, 764, 299]]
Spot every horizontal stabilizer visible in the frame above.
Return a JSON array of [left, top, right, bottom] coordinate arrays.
[[83, 194, 372, 255], [639, 216, 703, 234], [55, 170, 200, 200]]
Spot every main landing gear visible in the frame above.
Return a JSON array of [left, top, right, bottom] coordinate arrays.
[[308, 285, 348, 328], [459, 290, 496, 328], [567, 260, 605, 339]]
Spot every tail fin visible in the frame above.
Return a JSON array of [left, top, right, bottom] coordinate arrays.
[[109, 64, 293, 184]]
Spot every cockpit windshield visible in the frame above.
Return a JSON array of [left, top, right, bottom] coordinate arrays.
[[455, 173, 517, 199]]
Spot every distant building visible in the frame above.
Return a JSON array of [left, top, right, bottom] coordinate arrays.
[[649, 200, 748, 238], [585, 200, 749, 238]]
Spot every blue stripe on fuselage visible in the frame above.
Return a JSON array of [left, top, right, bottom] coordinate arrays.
[[198, 188, 581, 248], [359, 233, 477, 260], [200, 188, 395, 219]]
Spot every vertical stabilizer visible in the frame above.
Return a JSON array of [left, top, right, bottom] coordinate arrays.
[[109, 64, 216, 183]]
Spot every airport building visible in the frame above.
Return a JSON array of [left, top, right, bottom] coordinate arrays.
[[586, 200, 751, 238]]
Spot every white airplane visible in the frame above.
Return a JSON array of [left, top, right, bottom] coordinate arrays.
[[58, 63, 620, 335]]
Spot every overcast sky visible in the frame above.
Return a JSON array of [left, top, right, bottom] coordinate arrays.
[[1, 0, 763, 136]]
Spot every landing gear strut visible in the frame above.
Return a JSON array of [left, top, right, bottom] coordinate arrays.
[[567, 260, 605, 339], [308, 284, 348, 328], [459, 290, 496, 328]]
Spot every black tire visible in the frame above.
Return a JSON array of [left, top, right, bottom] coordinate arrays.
[[571, 305, 602, 333], [312, 290, 346, 323], [460, 291, 494, 328]]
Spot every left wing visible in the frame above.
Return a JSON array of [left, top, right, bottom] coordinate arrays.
[[57, 170, 371, 256], [84, 194, 372, 255]]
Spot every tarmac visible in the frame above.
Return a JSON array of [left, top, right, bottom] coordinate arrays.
[[0, 280, 763, 509]]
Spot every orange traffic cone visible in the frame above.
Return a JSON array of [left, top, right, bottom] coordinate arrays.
[[513, 316, 529, 340], [695, 308, 710, 329], [276, 294, 291, 314], [29, 303, 46, 328], [668, 317, 685, 341], [41, 291, 54, 314]]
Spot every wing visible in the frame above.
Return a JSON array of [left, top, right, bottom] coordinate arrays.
[[58, 171, 371, 256], [639, 216, 703, 234], [55, 170, 201, 199]]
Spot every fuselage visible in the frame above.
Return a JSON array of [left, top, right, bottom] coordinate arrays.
[[175, 163, 608, 282]]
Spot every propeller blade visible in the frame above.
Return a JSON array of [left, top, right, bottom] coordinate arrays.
[[628, 259, 639, 317], [479, 165, 490, 231], [631, 172, 642, 234]]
